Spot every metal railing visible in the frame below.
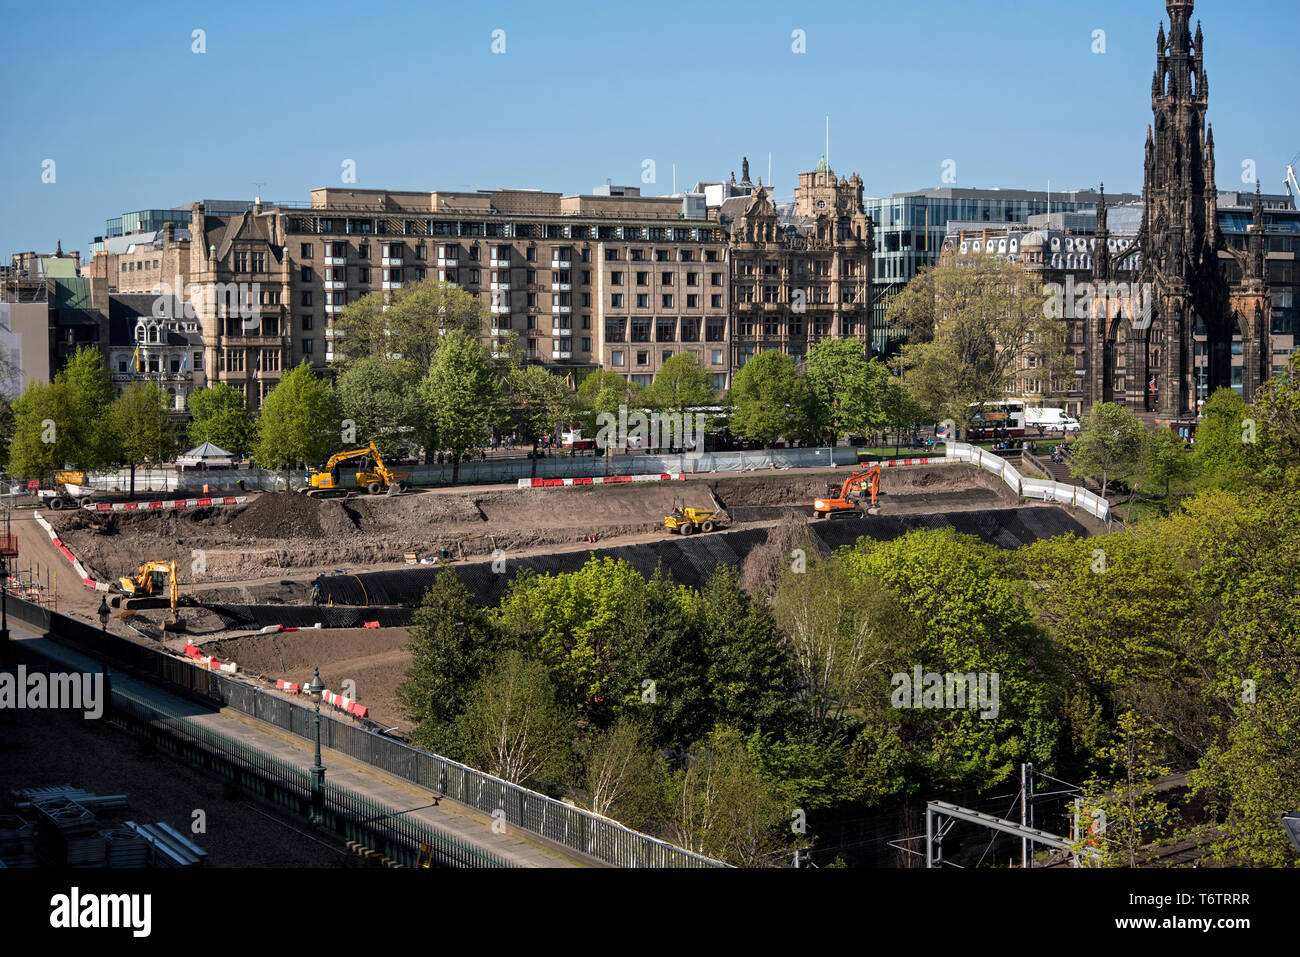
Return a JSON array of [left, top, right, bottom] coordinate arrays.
[[6, 596, 726, 868], [106, 685, 512, 868]]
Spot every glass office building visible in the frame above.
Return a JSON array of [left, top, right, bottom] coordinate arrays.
[[864, 186, 1140, 353]]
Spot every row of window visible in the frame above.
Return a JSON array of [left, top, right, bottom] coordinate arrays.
[[608, 293, 720, 309], [608, 271, 722, 287], [736, 317, 837, 338], [608, 348, 727, 368], [121, 259, 162, 272], [114, 352, 202, 374], [215, 349, 282, 373], [297, 241, 724, 266], [604, 318, 727, 344], [288, 217, 719, 243]]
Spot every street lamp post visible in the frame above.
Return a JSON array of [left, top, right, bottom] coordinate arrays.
[[305, 666, 326, 822]]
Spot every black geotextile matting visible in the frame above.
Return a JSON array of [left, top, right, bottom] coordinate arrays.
[[312, 506, 1090, 609], [199, 602, 413, 629]]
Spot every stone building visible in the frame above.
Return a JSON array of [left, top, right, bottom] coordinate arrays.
[[93, 223, 192, 294], [150, 160, 873, 407], [724, 161, 874, 367], [186, 200, 292, 408], [941, 0, 1291, 420], [106, 293, 206, 415]]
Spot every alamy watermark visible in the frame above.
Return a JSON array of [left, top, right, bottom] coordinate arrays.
[[148, 274, 264, 330], [1, 666, 104, 719], [890, 666, 1000, 719], [594, 405, 706, 458], [1043, 277, 1153, 330]]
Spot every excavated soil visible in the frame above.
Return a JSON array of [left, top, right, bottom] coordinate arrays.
[[199, 628, 413, 730], [46, 468, 1017, 591]]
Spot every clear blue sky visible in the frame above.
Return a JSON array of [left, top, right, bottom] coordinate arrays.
[[1, 0, 1296, 257]]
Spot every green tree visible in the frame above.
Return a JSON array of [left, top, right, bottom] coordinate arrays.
[[418, 330, 497, 481], [58, 345, 114, 424], [336, 358, 419, 460], [252, 361, 341, 478], [577, 369, 642, 420], [1249, 351, 1300, 483], [581, 717, 659, 827], [1069, 401, 1145, 499], [1018, 532, 1196, 709], [728, 350, 811, 446], [8, 347, 114, 477], [1070, 711, 1173, 867], [645, 352, 715, 420], [1191, 683, 1300, 867], [1192, 387, 1262, 488], [110, 382, 173, 496], [457, 650, 576, 789], [890, 253, 1066, 436], [694, 566, 799, 735], [496, 557, 645, 711], [1137, 425, 1194, 502], [880, 375, 929, 451], [503, 364, 571, 458], [397, 567, 505, 757], [660, 726, 797, 867], [186, 383, 257, 458], [843, 529, 1060, 792], [804, 339, 890, 441], [0, 395, 13, 472], [772, 556, 918, 729], [601, 569, 711, 749], [330, 279, 486, 377]]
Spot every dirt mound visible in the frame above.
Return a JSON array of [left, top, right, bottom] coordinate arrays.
[[228, 492, 324, 539]]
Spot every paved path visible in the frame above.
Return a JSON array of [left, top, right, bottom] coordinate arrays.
[[6, 622, 599, 868]]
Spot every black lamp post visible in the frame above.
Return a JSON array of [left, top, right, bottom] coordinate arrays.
[[305, 666, 326, 821], [97, 595, 110, 633]]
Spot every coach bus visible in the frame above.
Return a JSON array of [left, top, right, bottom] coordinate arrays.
[[966, 400, 1026, 440]]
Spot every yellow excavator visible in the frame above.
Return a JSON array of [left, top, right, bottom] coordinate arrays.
[[300, 442, 409, 499], [112, 560, 186, 630]]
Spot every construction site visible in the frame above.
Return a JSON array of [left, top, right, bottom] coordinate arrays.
[[18, 457, 1104, 738]]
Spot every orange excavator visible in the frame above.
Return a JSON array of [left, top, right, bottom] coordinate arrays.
[[813, 464, 881, 519]]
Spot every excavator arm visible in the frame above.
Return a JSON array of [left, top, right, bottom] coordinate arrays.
[[321, 444, 379, 472], [813, 465, 881, 517]]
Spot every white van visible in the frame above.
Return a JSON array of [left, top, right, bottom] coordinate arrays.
[[1025, 407, 1080, 434]]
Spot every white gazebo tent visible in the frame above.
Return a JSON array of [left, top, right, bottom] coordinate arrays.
[[176, 441, 235, 470]]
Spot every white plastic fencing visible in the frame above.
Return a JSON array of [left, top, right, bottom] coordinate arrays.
[[944, 442, 1110, 521]]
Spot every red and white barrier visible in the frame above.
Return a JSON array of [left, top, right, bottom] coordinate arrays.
[[34, 511, 109, 590], [517, 473, 683, 489], [86, 495, 247, 512], [182, 643, 237, 673], [321, 689, 369, 719], [276, 680, 302, 694]]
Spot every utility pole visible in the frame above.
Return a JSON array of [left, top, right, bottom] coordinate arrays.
[[1021, 763, 1029, 868]]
